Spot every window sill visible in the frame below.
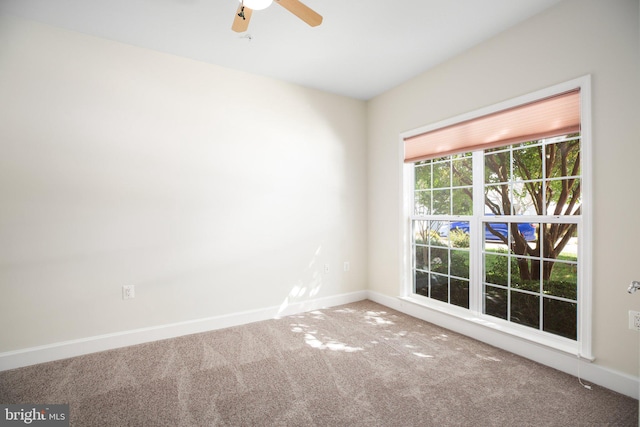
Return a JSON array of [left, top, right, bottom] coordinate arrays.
[[399, 295, 593, 361]]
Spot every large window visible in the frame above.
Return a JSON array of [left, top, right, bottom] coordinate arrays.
[[404, 78, 591, 356]]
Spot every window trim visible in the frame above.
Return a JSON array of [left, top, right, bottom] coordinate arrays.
[[399, 75, 593, 360]]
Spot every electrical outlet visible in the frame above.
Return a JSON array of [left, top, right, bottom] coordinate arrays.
[[628, 310, 640, 331], [344, 261, 350, 272], [324, 264, 330, 274], [122, 285, 135, 300]]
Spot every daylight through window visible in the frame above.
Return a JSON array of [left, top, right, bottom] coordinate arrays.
[[404, 80, 590, 354]]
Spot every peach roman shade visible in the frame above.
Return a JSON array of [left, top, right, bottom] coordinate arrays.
[[404, 89, 581, 163]]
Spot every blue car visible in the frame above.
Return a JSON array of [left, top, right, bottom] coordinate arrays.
[[448, 220, 536, 242]]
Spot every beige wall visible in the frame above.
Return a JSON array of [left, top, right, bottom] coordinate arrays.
[[0, 16, 368, 352], [367, 0, 640, 376], [1, 0, 639, 381]]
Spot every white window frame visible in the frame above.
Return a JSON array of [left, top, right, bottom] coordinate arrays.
[[400, 76, 592, 359]]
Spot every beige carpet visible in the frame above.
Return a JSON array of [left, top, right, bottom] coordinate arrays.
[[1, 300, 637, 426]]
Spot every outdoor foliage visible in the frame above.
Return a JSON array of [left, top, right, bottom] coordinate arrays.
[[449, 229, 470, 248], [481, 135, 581, 281], [483, 248, 577, 339], [414, 231, 470, 309]]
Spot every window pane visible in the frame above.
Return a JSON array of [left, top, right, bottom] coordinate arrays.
[[449, 221, 469, 235], [511, 257, 540, 292], [430, 274, 448, 302], [485, 151, 510, 184], [432, 190, 450, 214], [558, 229, 578, 258], [451, 250, 469, 279], [451, 279, 469, 309], [485, 222, 509, 244], [415, 271, 430, 297], [543, 298, 577, 340], [546, 138, 580, 179], [484, 285, 507, 320], [452, 156, 472, 187], [484, 252, 509, 286], [414, 245, 428, 270], [547, 178, 581, 215], [430, 231, 448, 248], [430, 247, 448, 274], [543, 260, 577, 300], [414, 190, 431, 215], [415, 164, 432, 190], [413, 220, 433, 245], [448, 222, 470, 253], [512, 181, 541, 216], [511, 291, 539, 329], [432, 160, 450, 188], [436, 220, 450, 240], [452, 188, 473, 215], [449, 229, 470, 249], [521, 222, 539, 242], [540, 223, 577, 250], [484, 185, 509, 215], [513, 144, 542, 180]]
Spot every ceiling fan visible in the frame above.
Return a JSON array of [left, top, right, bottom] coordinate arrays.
[[232, 0, 323, 32]]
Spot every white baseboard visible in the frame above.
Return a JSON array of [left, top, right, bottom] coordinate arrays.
[[0, 290, 368, 372], [366, 290, 639, 400], [2, 289, 637, 400]]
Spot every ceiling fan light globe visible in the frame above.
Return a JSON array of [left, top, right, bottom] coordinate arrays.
[[239, 0, 272, 11]]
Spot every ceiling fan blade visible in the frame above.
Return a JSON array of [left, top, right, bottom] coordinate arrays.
[[232, 4, 253, 32], [275, 0, 322, 27]]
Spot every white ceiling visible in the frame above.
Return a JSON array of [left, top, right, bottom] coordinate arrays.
[[0, 0, 562, 100]]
